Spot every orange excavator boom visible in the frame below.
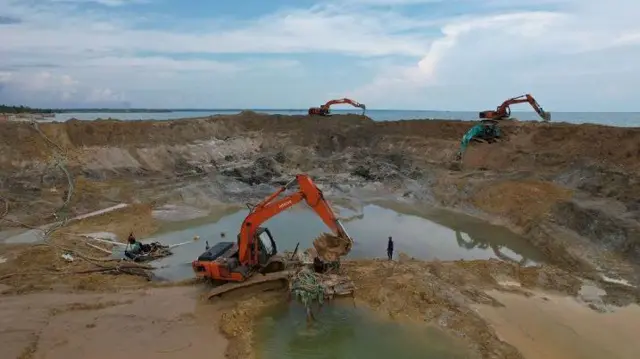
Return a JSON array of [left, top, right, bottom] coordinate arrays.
[[479, 94, 551, 121], [308, 98, 366, 116], [238, 174, 351, 264]]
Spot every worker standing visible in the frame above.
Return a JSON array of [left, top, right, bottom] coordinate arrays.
[[387, 236, 394, 260]]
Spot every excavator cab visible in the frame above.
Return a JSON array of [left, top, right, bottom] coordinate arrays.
[[255, 227, 278, 265], [192, 226, 280, 282]]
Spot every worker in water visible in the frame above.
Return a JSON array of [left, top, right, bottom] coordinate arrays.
[[125, 232, 143, 260], [387, 236, 394, 260]]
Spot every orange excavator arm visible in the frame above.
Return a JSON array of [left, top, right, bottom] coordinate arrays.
[[309, 98, 366, 116], [479, 94, 551, 121], [238, 174, 352, 264], [322, 98, 365, 110]]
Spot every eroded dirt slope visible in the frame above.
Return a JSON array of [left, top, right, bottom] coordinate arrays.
[[1, 113, 639, 282]]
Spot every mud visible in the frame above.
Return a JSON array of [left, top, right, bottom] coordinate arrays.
[[313, 233, 352, 262], [0, 286, 227, 359], [1, 113, 639, 358], [474, 290, 640, 359]]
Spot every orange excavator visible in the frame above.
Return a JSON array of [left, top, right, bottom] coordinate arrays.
[[192, 174, 353, 299], [308, 98, 366, 116], [479, 94, 551, 121]]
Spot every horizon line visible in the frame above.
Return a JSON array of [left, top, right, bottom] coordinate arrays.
[[40, 108, 640, 113]]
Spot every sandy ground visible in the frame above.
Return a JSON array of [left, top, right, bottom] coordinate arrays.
[[473, 290, 640, 359], [0, 286, 227, 359]]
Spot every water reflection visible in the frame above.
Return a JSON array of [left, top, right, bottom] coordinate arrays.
[[455, 230, 530, 266], [149, 203, 546, 281], [368, 201, 545, 265]]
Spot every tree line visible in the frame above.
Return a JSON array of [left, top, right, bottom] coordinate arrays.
[[0, 104, 55, 114]]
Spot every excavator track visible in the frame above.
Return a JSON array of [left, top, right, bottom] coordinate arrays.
[[206, 270, 293, 301]]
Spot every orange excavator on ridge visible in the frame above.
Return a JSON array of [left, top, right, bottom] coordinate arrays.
[[192, 174, 353, 299], [308, 98, 366, 116], [479, 94, 551, 121]]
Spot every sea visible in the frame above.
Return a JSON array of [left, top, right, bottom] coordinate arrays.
[[51, 110, 639, 127]]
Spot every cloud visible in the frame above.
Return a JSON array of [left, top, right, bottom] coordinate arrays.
[[1, 0, 639, 110], [50, 0, 147, 6], [0, 0, 437, 107], [339, 0, 442, 4], [0, 2, 431, 57], [0, 15, 21, 24], [350, 0, 640, 111]]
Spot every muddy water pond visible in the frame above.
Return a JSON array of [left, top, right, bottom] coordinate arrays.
[[255, 301, 470, 359], [150, 203, 546, 281]]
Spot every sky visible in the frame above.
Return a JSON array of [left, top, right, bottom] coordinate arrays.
[[0, 0, 639, 111]]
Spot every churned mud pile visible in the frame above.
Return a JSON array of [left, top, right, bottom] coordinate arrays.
[[312, 233, 352, 261]]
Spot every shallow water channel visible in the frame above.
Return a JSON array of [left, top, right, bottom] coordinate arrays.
[[255, 301, 470, 359], [149, 203, 546, 281]]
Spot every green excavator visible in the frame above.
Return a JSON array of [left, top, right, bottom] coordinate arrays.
[[455, 120, 502, 161]]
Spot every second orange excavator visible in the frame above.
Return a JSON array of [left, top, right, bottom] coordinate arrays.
[[479, 94, 551, 121], [192, 174, 353, 299], [308, 98, 366, 116]]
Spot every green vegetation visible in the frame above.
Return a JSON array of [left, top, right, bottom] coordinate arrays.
[[0, 104, 54, 114]]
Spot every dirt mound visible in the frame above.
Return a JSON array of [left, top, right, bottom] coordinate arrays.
[[461, 121, 640, 172], [219, 294, 282, 359], [472, 180, 573, 230]]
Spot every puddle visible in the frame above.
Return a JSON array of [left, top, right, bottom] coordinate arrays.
[[473, 290, 640, 359], [255, 302, 470, 359], [1, 228, 46, 244], [150, 203, 545, 281], [153, 205, 243, 235], [0, 204, 130, 245], [0, 228, 28, 243], [152, 204, 210, 222]]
